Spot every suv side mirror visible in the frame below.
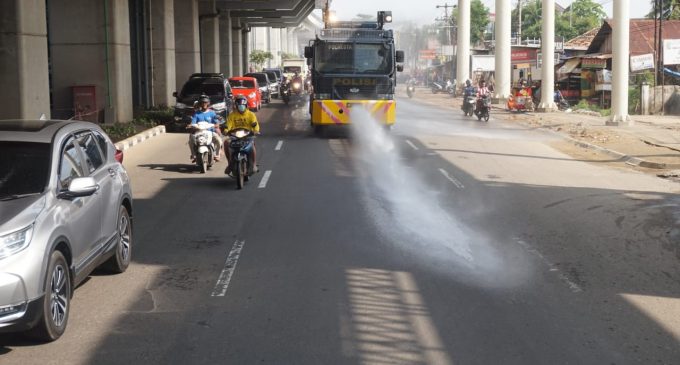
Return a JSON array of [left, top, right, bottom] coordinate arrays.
[[397, 65, 404, 72], [304, 46, 314, 59], [172, 91, 178, 98], [395, 50, 405, 63]]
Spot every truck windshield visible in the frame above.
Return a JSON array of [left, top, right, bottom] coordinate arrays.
[[315, 42, 392, 74], [283, 66, 302, 73]]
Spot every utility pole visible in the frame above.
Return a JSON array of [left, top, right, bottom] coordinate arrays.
[[436, 3, 456, 81]]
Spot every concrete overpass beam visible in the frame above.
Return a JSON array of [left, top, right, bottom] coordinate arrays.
[[199, 0, 219, 73], [456, 0, 470, 84], [493, 0, 511, 101], [610, 0, 630, 125], [0, 0, 50, 119], [48, 0, 132, 123], [538, 0, 557, 112], [151, 0, 176, 107], [220, 12, 233, 76], [231, 18, 244, 75], [174, 0, 200, 90]]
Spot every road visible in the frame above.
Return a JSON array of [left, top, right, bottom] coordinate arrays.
[[2, 97, 680, 364]]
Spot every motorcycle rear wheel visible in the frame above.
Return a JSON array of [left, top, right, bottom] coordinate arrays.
[[236, 159, 246, 189], [199, 152, 208, 173]]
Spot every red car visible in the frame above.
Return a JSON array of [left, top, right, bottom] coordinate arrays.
[[228, 77, 262, 112]]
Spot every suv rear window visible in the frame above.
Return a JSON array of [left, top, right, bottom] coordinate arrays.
[[180, 78, 225, 98], [230, 79, 255, 89], [245, 74, 268, 85]]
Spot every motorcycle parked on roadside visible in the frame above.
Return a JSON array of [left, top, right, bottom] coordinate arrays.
[[226, 127, 256, 189], [188, 121, 220, 173], [445, 80, 456, 97], [475, 95, 491, 122], [431, 81, 444, 94]]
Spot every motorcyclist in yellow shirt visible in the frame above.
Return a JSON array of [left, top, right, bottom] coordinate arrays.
[[224, 95, 260, 174]]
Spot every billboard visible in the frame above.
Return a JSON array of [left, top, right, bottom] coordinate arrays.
[[663, 39, 680, 65], [630, 53, 655, 72], [471, 55, 495, 71]]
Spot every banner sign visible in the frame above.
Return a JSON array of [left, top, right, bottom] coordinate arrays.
[[581, 57, 607, 69], [630, 53, 655, 71], [663, 39, 680, 65]]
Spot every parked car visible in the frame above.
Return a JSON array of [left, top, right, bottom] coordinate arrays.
[[228, 77, 262, 112], [0, 120, 133, 341], [263, 67, 283, 84], [171, 73, 233, 131], [262, 70, 280, 98], [244, 72, 272, 104]]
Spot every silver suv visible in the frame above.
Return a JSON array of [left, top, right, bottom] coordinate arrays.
[[0, 120, 133, 341]]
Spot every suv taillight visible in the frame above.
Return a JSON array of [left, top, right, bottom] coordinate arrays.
[[115, 148, 124, 163]]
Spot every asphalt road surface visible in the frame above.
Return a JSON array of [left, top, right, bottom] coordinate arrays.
[[2, 97, 680, 364]]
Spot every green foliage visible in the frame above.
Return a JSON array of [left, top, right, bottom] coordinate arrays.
[[512, 0, 605, 41], [100, 108, 170, 142], [139, 108, 174, 126], [280, 52, 298, 61], [249, 50, 274, 68], [451, 0, 490, 44], [647, 0, 680, 19], [101, 123, 135, 142]]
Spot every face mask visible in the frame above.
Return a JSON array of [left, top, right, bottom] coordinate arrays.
[[237, 105, 246, 113]]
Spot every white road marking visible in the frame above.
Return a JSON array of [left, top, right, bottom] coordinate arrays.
[[515, 238, 583, 293], [275, 140, 284, 151], [438, 168, 465, 189], [211, 240, 246, 297], [405, 139, 419, 151], [258, 170, 272, 188]]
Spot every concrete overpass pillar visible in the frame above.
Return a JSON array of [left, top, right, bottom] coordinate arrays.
[[219, 12, 233, 76], [48, 0, 132, 123], [493, 0, 511, 101], [174, 0, 200, 90], [610, 0, 630, 125], [231, 18, 244, 75], [281, 28, 289, 54], [0, 0, 50, 119], [242, 29, 250, 72], [538, 0, 557, 112], [199, 0, 219, 73], [456, 0, 471, 84], [151, 0, 176, 107]]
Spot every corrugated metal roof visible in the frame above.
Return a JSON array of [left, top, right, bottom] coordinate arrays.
[[565, 27, 601, 50], [586, 19, 680, 55]]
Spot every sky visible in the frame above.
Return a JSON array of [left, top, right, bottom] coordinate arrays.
[[330, 0, 653, 26]]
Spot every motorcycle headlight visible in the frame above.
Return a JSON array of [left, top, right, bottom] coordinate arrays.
[[292, 82, 301, 89], [248, 92, 256, 99], [211, 102, 226, 111], [0, 225, 34, 260], [175, 102, 187, 109]]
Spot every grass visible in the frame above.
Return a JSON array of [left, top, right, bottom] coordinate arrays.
[[573, 99, 611, 117]]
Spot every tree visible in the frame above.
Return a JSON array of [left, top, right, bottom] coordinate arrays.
[[249, 50, 274, 69], [647, 0, 680, 19], [450, 0, 490, 44], [512, 0, 605, 41]]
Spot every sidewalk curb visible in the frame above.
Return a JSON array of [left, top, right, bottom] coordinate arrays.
[[114, 125, 166, 151], [487, 105, 680, 169]]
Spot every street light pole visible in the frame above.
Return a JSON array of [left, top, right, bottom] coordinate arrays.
[[436, 3, 457, 81]]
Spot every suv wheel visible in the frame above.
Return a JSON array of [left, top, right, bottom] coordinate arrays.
[[31, 250, 71, 342], [104, 205, 132, 273]]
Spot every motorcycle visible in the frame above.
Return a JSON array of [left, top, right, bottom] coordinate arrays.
[[281, 81, 291, 105], [189, 121, 220, 173], [475, 95, 491, 122], [227, 127, 256, 189], [431, 81, 444, 94], [406, 83, 415, 98], [462, 93, 476, 117], [445, 80, 456, 97]]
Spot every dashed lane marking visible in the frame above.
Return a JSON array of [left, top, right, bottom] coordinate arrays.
[[211, 240, 246, 297], [438, 168, 465, 189], [515, 238, 583, 293], [405, 139, 419, 151], [258, 170, 272, 188], [275, 140, 283, 151]]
